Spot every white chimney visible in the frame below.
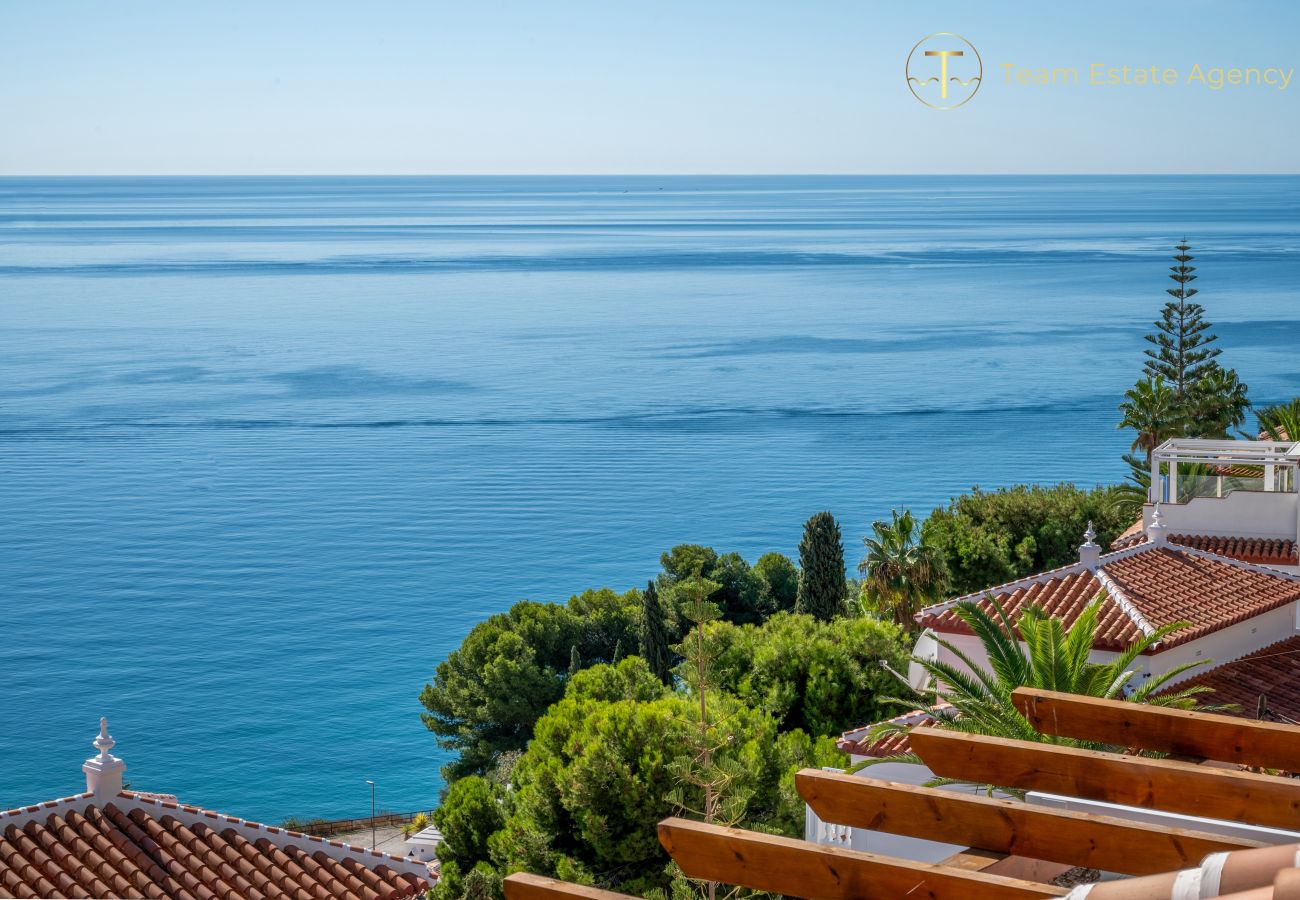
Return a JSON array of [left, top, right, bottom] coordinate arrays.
[[1147, 505, 1168, 547], [1078, 521, 1100, 571], [83, 717, 126, 797]]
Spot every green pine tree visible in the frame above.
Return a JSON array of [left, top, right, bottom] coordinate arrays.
[[638, 580, 673, 685], [1142, 241, 1222, 398], [666, 574, 751, 900], [796, 511, 846, 621]]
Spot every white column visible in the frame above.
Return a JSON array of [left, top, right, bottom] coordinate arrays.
[[1168, 460, 1178, 504], [1265, 464, 1276, 492]]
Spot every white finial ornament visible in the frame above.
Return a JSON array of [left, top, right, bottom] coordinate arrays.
[[94, 717, 116, 760], [84, 715, 126, 796], [1148, 505, 1168, 546], [1078, 520, 1101, 570]]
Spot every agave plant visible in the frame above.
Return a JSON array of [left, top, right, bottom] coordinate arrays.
[[858, 593, 1222, 779]]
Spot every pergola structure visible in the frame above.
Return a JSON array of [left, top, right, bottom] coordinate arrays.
[[1151, 438, 1300, 502], [503, 688, 1300, 900]]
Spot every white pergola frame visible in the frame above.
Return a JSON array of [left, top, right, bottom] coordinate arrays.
[[1150, 438, 1300, 503]]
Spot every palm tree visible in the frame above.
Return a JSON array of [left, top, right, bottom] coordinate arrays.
[[1187, 366, 1250, 438], [858, 510, 947, 631], [860, 594, 1219, 775], [1118, 376, 1182, 464], [1256, 398, 1299, 442]]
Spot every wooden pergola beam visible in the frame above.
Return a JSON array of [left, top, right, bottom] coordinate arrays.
[[657, 816, 1067, 899], [1011, 687, 1300, 771], [796, 769, 1265, 875], [503, 873, 640, 900], [910, 729, 1300, 831]]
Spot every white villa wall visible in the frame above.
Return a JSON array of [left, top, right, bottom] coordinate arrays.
[[1129, 600, 1300, 689], [1146, 491, 1299, 541]]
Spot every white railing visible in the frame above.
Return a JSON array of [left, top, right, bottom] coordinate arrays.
[[1151, 439, 1300, 504]]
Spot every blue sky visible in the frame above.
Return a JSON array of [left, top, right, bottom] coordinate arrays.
[[2, 1, 1297, 174]]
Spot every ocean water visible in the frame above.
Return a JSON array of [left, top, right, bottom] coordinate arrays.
[[1, 175, 1297, 822]]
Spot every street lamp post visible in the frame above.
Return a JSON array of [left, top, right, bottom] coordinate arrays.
[[365, 780, 376, 850]]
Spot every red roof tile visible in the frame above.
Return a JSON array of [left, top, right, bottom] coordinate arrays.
[[916, 544, 1300, 653], [1167, 534, 1297, 565], [1102, 548, 1300, 647], [838, 710, 941, 759], [916, 568, 1146, 651], [1166, 634, 1300, 724], [1110, 529, 1297, 565], [1111, 519, 1146, 550], [0, 797, 427, 899]]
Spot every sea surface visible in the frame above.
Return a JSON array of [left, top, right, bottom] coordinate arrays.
[[1, 175, 1297, 822]]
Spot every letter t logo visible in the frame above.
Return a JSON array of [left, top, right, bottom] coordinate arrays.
[[925, 49, 965, 99]]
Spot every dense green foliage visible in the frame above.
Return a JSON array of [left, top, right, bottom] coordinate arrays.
[[753, 551, 800, 615], [420, 588, 639, 778], [796, 511, 846, 621], [708, 612, 909, 736], [637, 581, 673, 685], [657, 545, 762, 627], [922, 484, 1130, 596], [484, 657, 839, 895], [858, 509, 948, 630], [431, 776, 506, 898]]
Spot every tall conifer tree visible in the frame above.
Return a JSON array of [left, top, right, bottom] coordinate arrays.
[[796, 511, 846, 621], [1143, 241, 1221, 398], [637, 580, 673, 685]]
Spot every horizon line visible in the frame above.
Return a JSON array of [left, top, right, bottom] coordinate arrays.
[[2, 171, 1299, 178]]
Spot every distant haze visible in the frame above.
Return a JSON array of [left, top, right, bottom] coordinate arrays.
[[1, 1, 1297, 175]]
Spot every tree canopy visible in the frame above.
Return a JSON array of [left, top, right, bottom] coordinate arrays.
[[420, 588, 639, 778], [921, 483, 1130, 597], [796, 511, 847, 621], [490, 656, 838, 895], [707, 612, 909, 736]]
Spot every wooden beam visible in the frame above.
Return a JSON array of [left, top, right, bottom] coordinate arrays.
[[657, 816, 1067, 899], [909, 728, 1300, 831], [503, 873, 640, 900], [1012, 687, 1300, 772], [796, 769, 1265, 875]]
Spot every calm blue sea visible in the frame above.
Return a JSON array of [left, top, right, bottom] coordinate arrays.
[[1, 175, 1297, 822]]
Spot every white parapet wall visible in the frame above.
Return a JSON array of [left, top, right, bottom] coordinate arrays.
[[1146, 490, 1298, 542]]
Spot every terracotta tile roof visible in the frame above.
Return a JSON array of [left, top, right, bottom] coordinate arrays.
[[916, 567, 1145, 651], [1166, 534, 1297, 566], [916, 543, 1300, 653], [0, 793, 428, 900], [1101, 548, 1300, 646], [1166, 634, 1300, 725], [1110, 527, 1297, 565], [837, 706, 950, 759], [1111, 519, 1146, 550]]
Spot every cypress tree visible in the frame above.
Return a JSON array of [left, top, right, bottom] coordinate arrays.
[[796, 511, 846, 621], [568, 645, 581, 678], [638, 580, 673, 685], [1143, 241, 1221, 398]]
